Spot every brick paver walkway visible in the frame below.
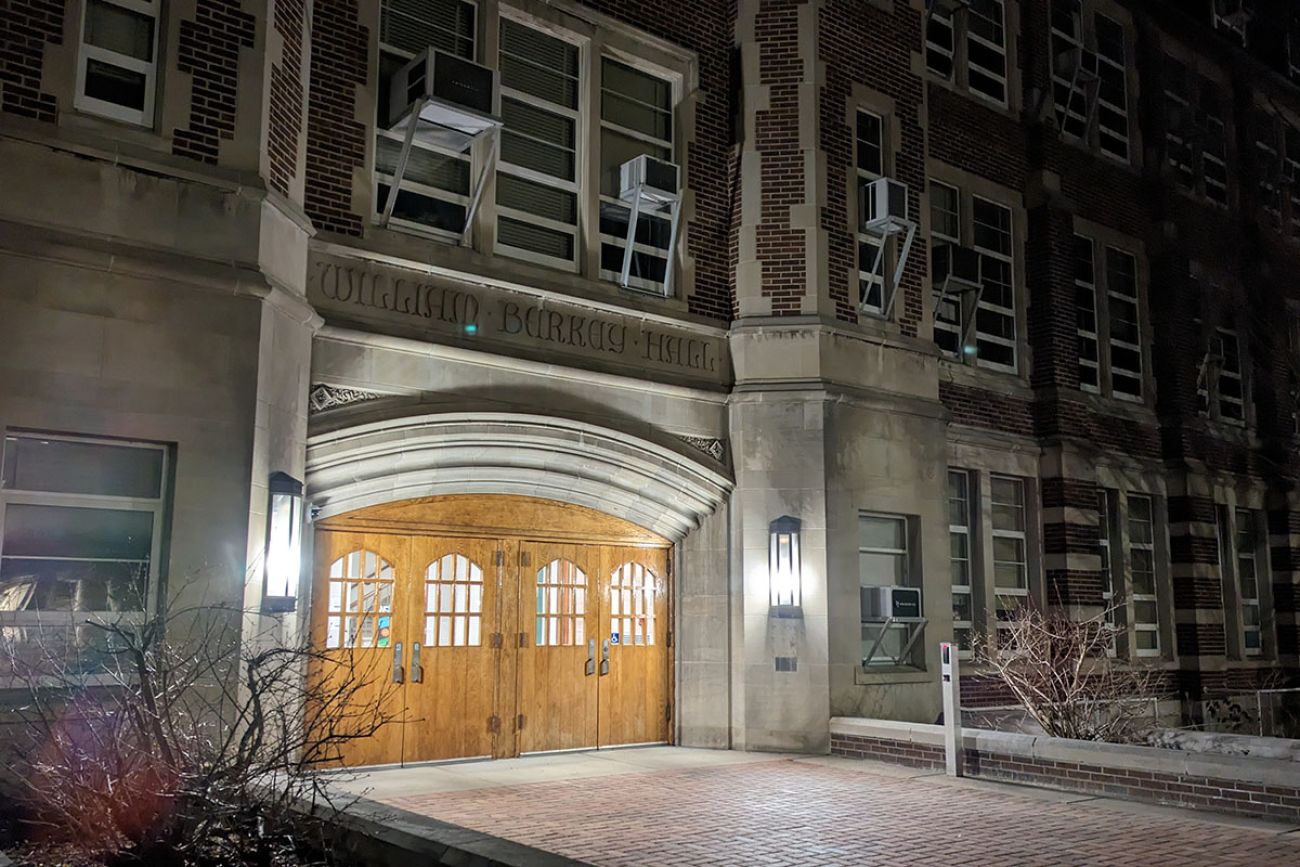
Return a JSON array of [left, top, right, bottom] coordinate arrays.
[[381, 758, 1300, 866]]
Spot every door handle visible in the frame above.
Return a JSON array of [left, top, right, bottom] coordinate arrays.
[[600, 639, 610, 676], [392, 641, 404, 683], [410, 641, 422, 683], [585, 638, 596, 676]]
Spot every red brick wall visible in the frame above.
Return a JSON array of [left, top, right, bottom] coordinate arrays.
[[267, 0, 306, 198], [831, 732, 1300, 824], [173, 0, 257, 164], [0, 0, 63, 122], [303, 0, 369, 236]]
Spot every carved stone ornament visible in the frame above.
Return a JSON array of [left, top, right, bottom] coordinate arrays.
[[309, 384, 383, 414], [678, 435, 726, 463]]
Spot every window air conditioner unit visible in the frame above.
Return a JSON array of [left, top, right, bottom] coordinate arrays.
[[860, 586, 924, 623], [619, 154, 681, 209], [933, 244, 982, 287], [387, 48, 500, 151], [860, 177, 909, 233]]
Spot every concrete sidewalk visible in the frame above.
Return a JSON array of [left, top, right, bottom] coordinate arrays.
[[330, 747, 1300, 866]]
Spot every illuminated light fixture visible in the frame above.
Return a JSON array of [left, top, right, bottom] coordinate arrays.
[[768, 515, 802, 608], [263, 472, 304, 613]]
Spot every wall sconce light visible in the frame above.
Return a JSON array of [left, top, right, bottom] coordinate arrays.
[[769, 515, 802, 608], [263, 472, 304, 613]]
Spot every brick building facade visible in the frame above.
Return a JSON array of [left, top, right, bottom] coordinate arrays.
[[0, 0, 1297, 759]]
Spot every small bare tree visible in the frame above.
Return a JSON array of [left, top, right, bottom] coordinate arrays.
[[0, 602, 400, 866], [975, 605, 1165, 743]]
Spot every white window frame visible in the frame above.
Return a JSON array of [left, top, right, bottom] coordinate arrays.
[[1216, 327, 1246, 424], [1286, 126, 1300, 237], [1097, 488, 1117, 657], [930, 180, 964, 357], [373, 0, 479, 243], [1126, 493, 1160, 657], [858, 512, 920, 668], [948, 470, 974, 660], [597, 54, 680, 297], [1212, 1, 1250, 47], [971, 195, 1017, 373], [0, 432, 169, 629], [1104, 245, 1143, 401], [1074, 234, 1100, 392], [965, 0, 1009, 108], [856, 109, 887, 316], [925, 9, 956, 82], [494, 14, 584, 272], [75, 0, 161, 127], [990, 475, 1029, 647], [1202, 105, 1229, 208], [1093, 12, 1130, 163], [1163, 61, 1196, 192], [1255, 110, 1282, 223], [1235, 508, 1263, 656]]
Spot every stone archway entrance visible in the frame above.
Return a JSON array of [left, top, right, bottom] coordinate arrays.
[[308, 495, 673, 766]]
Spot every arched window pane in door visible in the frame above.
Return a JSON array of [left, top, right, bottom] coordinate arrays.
[[324, 550, 395, 649], [535, 558, 585, 646], [610, 561, 656, 646], [424, 553, 484, 646]]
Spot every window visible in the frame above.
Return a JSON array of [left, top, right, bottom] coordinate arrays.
[[948, 471, 974, 659], [373, 3, 682, 295], [930, 181, 963, 356], [856, 111, 887, 314], [1097, 489, 1117, 656], [609, 561, 656, 646], [1074, 236, 1143, 399], [1, 432, 169, 639], [859, 514, 919, 667], [1202, 87, 1229, 207], [1254, 109, 1282, 226], [926, 0, 1008, 106], [375, 0, 477, 237], [929, 183, 1018, 371], [535, 558, 586, 646], [325, 550, 396, 649], [972, 197, 1016, 371], [76, 0, 160, 126], [1235, 509, 1262, 656], [1200, 327, 1245, 424], [424, 553, 484, 647], [1074, 235, 1099, 391], [991, 476, 1028, 644], [1163, 58, 1195, 191], [1287, 126, 1300, 237], [1127, 495, 1159, 656], [1106, 248, 1142, 399], [496, 18, 582, 268], [598, 58, 677, 295], [1212, 0, 1251, 47], [1049, 3, 1130, 162]]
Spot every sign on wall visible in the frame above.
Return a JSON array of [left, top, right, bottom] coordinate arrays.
[[307, 253, 729, 386]]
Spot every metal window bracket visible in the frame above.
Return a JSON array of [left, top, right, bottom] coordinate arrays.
[[379, 96, 500, 246], [935, 275, 985, 350], [861, 616, 929, 667], [619, 182, 681, 297], [864, 218, 917, 318]]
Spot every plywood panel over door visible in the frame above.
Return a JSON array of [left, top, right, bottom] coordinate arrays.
[[402, 536, 502, 763], [597, 546, 672, 747], [307, 531, 411, 768], [515, 542, 598, 754]]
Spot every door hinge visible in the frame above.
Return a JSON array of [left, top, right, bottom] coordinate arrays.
[[666, 629, 673, 648], [665, 703, 672, 722], [520, 551, 531, 567], [495, 548, 505, 567], [518, 631, 528, 648], [517, 713, 526, 731], [488, 714, 501, 734], [490, 632, 504, 649]]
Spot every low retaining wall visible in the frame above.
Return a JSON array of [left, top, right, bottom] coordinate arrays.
[[831, 717, 1300, 824]]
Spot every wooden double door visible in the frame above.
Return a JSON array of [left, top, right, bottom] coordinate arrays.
[[309, 530, 671, 767]]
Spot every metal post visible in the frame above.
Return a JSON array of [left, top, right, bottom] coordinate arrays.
[[380, 99, 426, 228], [941, 641, 963, 777]]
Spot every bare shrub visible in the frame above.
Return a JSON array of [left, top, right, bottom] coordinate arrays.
[[975, 605, 1166, 743], [0, 603, 400, 866]]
